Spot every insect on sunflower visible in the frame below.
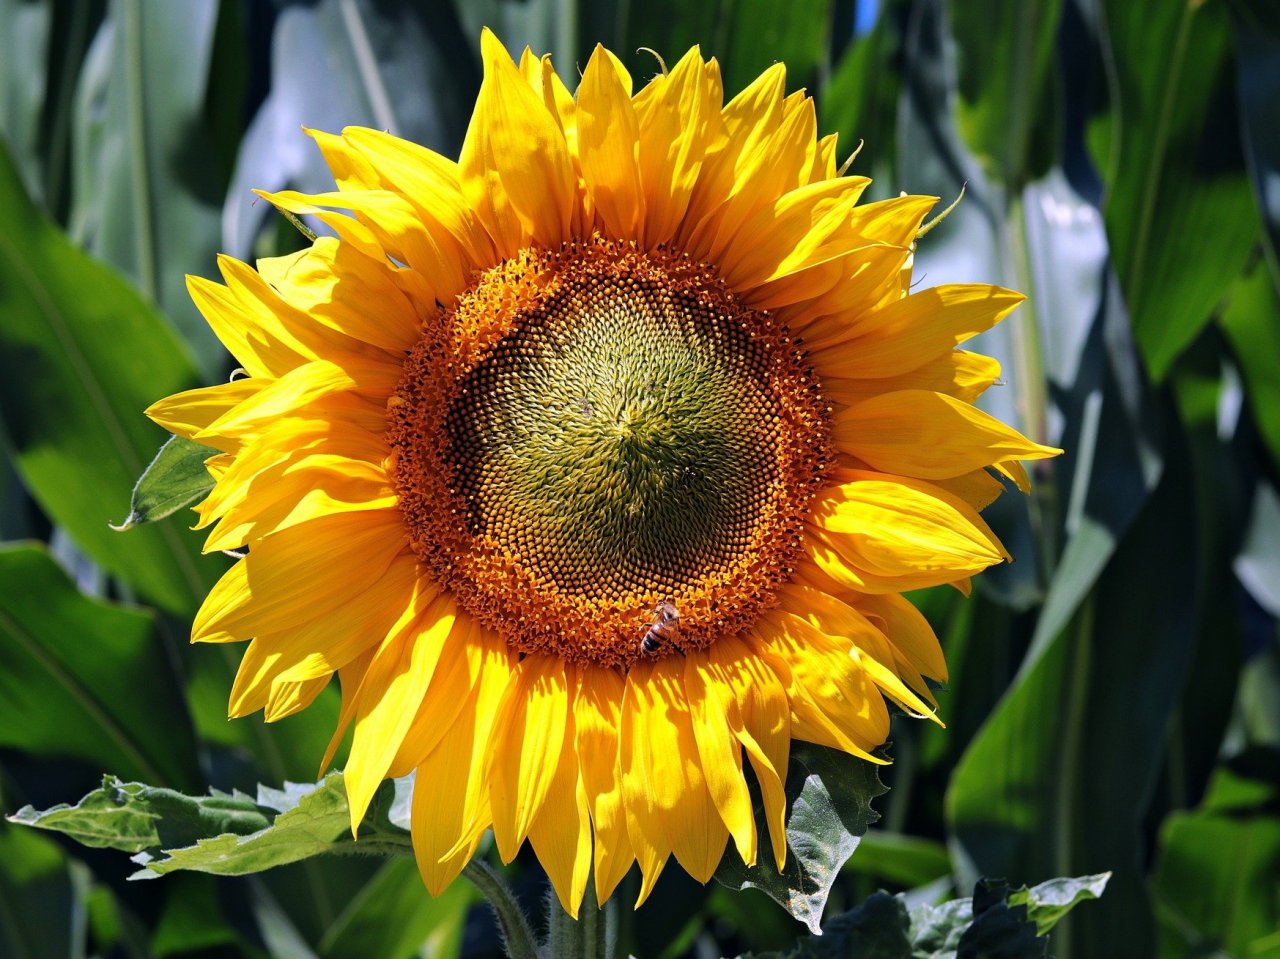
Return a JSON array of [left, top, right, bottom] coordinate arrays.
[[147, 30, 1060, 916]]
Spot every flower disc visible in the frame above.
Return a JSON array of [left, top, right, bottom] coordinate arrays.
[[389, 237, 830, 667]]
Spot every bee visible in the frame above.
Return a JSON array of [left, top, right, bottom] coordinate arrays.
[[640, 600, 682, 655]]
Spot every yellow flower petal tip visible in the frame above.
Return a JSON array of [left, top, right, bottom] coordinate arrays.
[[159, 33, 1060, 914]]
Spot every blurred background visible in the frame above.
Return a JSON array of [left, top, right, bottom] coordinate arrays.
[[1, 0, 1278, 956]]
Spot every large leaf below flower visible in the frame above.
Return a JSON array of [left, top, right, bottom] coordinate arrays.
[[7, 771, 413, 878], [738, 873, 1109, 959], [714, 742, 886, 935]]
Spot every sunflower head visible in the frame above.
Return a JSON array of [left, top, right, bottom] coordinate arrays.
[[148, 29, 1059, 917]]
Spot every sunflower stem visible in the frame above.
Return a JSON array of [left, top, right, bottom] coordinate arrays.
[[462, 860, 539, 959], [543, 877, 613, 959]]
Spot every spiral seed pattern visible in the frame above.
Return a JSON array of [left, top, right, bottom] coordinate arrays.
[[387, 236, 831, 668]]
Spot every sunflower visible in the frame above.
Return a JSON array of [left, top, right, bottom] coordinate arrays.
[[147, 31, 1058, 916]]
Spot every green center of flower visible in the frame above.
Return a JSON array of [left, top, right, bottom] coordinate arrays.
[[387, 237, 830, 668], [444, 270, 780, 600]]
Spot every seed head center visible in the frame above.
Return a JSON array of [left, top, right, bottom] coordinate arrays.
[[386, 236, 830, 668]]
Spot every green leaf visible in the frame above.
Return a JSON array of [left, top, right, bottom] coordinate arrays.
[[0, 544, 200, 788], [948, 403, 1198, 957], [8, 776, 267, 853], [136, 774, 413, 878], [818, 9, 899, 185], [1220, 260, 1280, 474], [0, 822, 88, 959], [844, 831, 951, 889], [952, 0, 1063, 186], [112, 434, 216, 530], [1233, 0, 1280, 284], [1095, 0, 1259, 380], [71, 0, 231, 376], [1152, 758, 1280, 958], [316, 858, 474, 959], [0, 0, 52, 201], [9, 772, 412, 880], [740, 873, 1107, 959], [0, 138, 217, 615], [714, 742, 886, 935], [1010, 873, 1111, 936]]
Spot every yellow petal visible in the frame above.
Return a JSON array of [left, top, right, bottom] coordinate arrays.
[[340, 127, 496, 268], [851, 592, 948, 683], [833, 389, 1061, 479], [387, 619, 482, 778], [145, 378, 262, 451], [994, 458, 1032, 493], [410, 630, 515, 896], [528, 680, 592, 919], [460, 28, 576, 252], [263, 675, 328, 722], [197, 357, 400, 442], [488, 654, 571, 863], [776, 585, 942, 723], [684, 651, 757, 867], [717, 178, 872, 291], [690, 89, 819, 263], [680, 62, 785, 237], [621, 658, 728, 898], [811, 284, 1024, 374], [256, 236, 421, 354], [823, 350, 1003, 407], [199, 429, 393, 551], [344, 590, 459, 833], [319, 644, 377, 774], [574, 666, 634, 905], [226, 556, 427, 716], [751, 612, 890, 761], [634, 47, 719, 249], [807, 477, 1007, 593], [577, 44, 645, 238], [192, 510, 406, 643]]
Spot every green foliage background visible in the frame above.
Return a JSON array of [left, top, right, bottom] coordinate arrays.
[[1, 0, 1278, 956]]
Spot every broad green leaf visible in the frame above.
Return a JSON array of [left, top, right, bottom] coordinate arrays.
[[9, 772, 413, 879], [71, 0, 230, 376], [843, 831, 950, 889], [1233, 0, 1280, 284], [819, 8, 900, 186], [948, 418, 1198, 958], [316, 859, 473, 959], [740, 873, 1106, 959], [1010, 873, 1111, 936], [952, 0, 1063, 187], [0, 822, 88, 959], [953, 879, 1044, 958], [714, 743, 886, 935], [1095, 0, 1259, 380], [1152, 759, 1280, 958], [1220, 260, 1280, 474], [0, 0, 52, 199], [0, 140, 217, 615], [0, 544, 200, 788], [737, 891, 912, 959], [8, 776, 267, 853], [132, 773, 408, 877], [223, 0, 478, 258], [112, 434, 216, 529], [607, 0, 831, 99]]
